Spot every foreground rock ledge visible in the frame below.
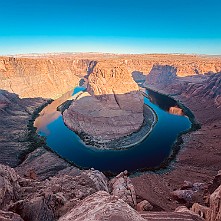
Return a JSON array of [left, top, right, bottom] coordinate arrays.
[[63, 61, 144, 143]]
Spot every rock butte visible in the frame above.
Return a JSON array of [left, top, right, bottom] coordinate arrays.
[[0, 53, 221, 221], [63, 61, 144, 142]]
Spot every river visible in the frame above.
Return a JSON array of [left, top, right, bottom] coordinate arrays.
[[34, 86, 191, 173]]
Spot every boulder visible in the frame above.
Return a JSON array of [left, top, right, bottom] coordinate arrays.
[[58, 191, 146, 221], [136, 200, 153, 211], [191, 184, 221, 221]]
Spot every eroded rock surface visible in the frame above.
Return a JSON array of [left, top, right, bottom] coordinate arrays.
[[109, 170, 137, 208], [63, 61, 144, 142], [0, 90, 48, 167], [0, 165, 21, 210], [15, 147, 72, 181], [191, 184, 221, 221], [131, 64, 221, 212], [1, 54, 220, 99], [0, 210, 24, 221], [6, 166, 108, 221], [0, 57, 89, 98], [58, 191, 146, 221]]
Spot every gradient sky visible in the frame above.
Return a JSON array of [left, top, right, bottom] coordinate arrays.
[[0, 0, 221, 55]]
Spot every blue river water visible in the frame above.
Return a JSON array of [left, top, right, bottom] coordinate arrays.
[[36, 86, 191, 173]]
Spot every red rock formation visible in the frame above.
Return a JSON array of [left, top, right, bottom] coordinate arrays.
[[0, 56, 89, 98], [63, 61, 144, 142], [58, 191, 146, 221], [1, 53, 220, 99], [191, 184, 221, 221], [58, 191, 204, 221], [109, 170, 137, 208], [1, 53, 221, 221]]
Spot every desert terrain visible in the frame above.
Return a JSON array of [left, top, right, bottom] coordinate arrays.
[[0, 53, 220, 221]]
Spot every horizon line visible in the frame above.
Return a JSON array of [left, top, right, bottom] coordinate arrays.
[[1, 51, 221, 57]]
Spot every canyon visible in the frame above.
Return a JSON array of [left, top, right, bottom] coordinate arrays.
[[0, 53, 221, 220]]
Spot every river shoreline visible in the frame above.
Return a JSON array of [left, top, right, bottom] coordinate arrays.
[[64, 103, 158, 151], [31, 86, 193, 175], [134, 86, 199, 172]]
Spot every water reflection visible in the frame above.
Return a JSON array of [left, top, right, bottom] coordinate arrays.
[[34, 87, 191, 173], [147, 90, 184, 116], [34, 86, 85, 135]]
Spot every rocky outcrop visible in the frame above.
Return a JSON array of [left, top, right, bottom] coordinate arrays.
[[145, 65, 177, 86], [0, 210, 24, 221], [145, 65, 221, 109], [84, 168, 109, 192], [208, 170, 221, 194], [133, 65, 221, 212], [136, 200, 153, 211], [171, 181, 207, 205], [0, 163, 213, 221], [109, 170, 137, 208], [58, 191, 204, 221], [1, 53, 221, 221], [191, 184, 221, 221], [63, 61, 144, 142], [15, 147, 72, 181], [1, 165, 108, 221], [0, 165, 21, 210], [58, 191, 146, 221]]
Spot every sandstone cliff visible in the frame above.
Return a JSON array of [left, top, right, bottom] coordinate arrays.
[[1, 53, 221, 99], [0, 57, 91, 98], [63, 61, 144, 142]]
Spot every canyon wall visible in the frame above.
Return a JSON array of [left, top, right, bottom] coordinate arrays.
[[0, 56, 91, 98], [0, 54, 221, 99], [125, 54, 221, 77]]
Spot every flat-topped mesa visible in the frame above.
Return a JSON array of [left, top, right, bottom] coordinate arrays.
[[63, 61, 144, 143]]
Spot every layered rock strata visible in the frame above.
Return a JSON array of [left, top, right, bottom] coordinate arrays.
[[0, 90, 48, 167], [1, 53, 220, 99], [63, 61, 144, 142], [0, 57, 90, 98]]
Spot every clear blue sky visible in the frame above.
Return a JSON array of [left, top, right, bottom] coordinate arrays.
[[0, 0, 220, 55]]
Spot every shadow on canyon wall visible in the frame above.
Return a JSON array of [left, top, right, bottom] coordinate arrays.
[[0, 89, 49, 167]]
